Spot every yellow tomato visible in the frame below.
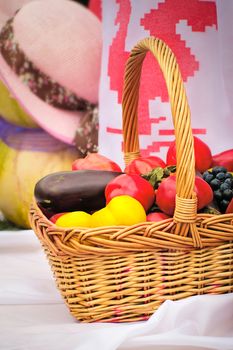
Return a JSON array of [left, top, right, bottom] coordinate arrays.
[[91, 207, 118, 227], [107, 195, 146, 226], [56, 211, 92, 227]]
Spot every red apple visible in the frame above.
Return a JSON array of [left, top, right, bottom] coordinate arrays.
[[72, 153, 122, 172]]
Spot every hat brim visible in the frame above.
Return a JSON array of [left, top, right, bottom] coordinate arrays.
[[0, 53, 83, 145]]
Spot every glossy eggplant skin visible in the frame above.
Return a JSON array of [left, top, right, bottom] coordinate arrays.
[[34, 170, 122, 215]]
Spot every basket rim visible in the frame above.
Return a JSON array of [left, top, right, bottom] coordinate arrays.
[[29, 200, 233, 257]]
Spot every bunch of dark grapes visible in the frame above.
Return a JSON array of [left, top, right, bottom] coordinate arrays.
[[203, 166, 233, 213]]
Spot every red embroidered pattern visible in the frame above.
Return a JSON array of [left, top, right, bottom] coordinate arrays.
[[107, 0, 217, 156]]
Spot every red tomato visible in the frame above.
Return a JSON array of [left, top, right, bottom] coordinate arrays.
[[226, 198, 233, 214], [166, 136, 212, 173], [156, 175, 213, 215], [50, 213, 66, 223], [72, 153, 122, 172], [124, 156, 166, 175], [146, 212, 170, 222], [212, 149, 233, 172], [105, 173, 155, 212]]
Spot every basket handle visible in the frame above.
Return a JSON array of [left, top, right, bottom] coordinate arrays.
[[122, 37, 199, 242]]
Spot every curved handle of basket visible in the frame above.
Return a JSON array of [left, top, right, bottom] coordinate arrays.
[[122, 37, 198, 225]]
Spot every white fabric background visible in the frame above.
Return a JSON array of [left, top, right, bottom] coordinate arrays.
[[0, 230, 232, 350], [0, 2, 233, 348]]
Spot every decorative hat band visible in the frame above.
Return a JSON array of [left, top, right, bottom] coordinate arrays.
[[0, 17, 94, 111]]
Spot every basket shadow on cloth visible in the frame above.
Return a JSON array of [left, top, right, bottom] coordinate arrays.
[[29, 37, 233, 323]]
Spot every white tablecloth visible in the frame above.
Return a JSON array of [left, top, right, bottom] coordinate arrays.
[[0, 230, 233, 350]]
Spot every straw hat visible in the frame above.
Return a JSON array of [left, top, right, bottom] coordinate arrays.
[[0, 0, 102, 152], [0, 0, 33, 29]]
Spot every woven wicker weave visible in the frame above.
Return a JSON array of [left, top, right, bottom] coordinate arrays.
[[29, 37, 233, 323]]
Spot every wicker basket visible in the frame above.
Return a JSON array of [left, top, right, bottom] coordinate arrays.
[[29, 37, 233, 323]]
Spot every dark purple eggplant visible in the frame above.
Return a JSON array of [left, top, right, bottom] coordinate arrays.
[[34, 170, 122, 216]]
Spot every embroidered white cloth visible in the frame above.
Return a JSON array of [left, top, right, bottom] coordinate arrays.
[[0, 230, 232, 350], [98, 0, 233, 169]]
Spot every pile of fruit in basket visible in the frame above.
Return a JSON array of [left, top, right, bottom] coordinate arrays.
[[34, 136, 233, 227]]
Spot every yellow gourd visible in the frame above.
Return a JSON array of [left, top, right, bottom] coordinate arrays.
[[0, 119, 79, 228], [0, 80, 37, 128]]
